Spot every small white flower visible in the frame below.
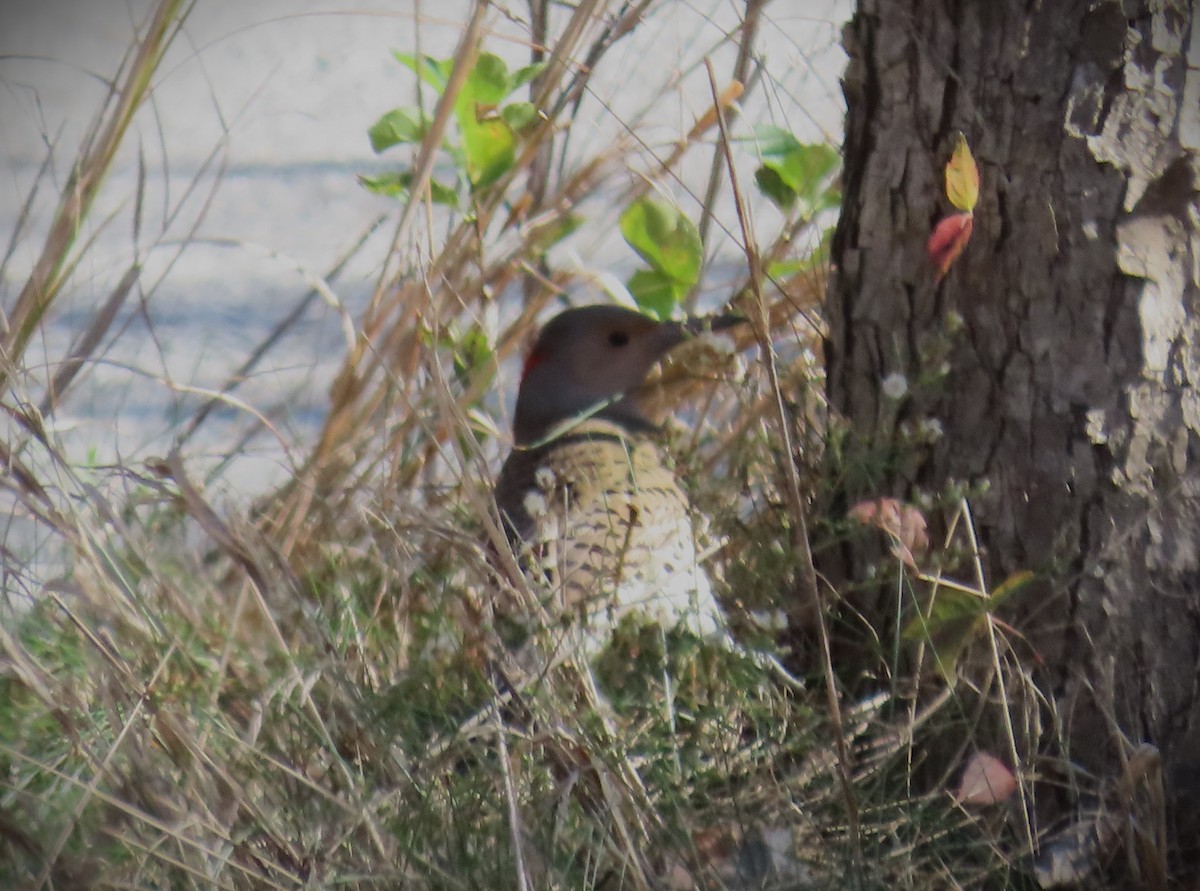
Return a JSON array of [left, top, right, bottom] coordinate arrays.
[[918, 418, 944, 442], [881, 372, 909, 400]]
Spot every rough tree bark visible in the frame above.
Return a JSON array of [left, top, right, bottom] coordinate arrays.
[[827, 0, 1199, 873]]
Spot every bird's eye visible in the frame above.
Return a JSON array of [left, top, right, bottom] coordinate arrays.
[[608, 330, 630, 347]]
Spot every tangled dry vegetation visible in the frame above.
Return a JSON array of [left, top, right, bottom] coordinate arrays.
[[0, 2, 1059, 888]]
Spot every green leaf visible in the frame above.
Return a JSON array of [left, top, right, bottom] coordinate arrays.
[[529, 212, 583, 253], [392, 51, 452, 92], [765, 144, 839, 205], [500, 101, 539, 133], [901, 587, 983, 679], [359, 172, 407, 196], [754, 166, 797, 211], [459, 117, 516, 189], [901, 587, 983, 645], [450, 324, 494, 383], [466, 53, 511, 105], [750, 126, 840, 213], [358, 170, 459, 206], [368, 107, 427, 153], [782, 143, 839, 201], [452, 54, 521, 189], [511, 62, 547, 91], [901, 571, 1032, 681], [626, 269, 684, 320], [749, 124, 802, 158], [619, 197, 703, 287]]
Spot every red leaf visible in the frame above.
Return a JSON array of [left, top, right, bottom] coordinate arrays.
[[954, 752, 1017, 805], [927, 212, 974, 280]]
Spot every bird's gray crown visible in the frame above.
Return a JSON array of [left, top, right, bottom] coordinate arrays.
[[512, 304, 741, 446]]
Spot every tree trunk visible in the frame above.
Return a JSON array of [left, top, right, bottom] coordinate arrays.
[[828, 0, 1199, 873]]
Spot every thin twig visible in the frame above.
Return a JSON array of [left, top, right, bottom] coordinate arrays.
[[695, 0, 768, 263]]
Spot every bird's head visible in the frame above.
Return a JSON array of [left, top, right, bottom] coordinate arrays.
[[512, 304, 740, 445]]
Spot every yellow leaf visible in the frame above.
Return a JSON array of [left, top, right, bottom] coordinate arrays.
[[945, 133, 980, 212]]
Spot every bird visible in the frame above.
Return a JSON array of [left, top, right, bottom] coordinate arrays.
[[491, 303, 798, 683]]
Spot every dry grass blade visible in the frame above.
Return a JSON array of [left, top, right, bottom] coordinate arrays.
[[37, 263, 140, 417], [0, 0, 189, 394]]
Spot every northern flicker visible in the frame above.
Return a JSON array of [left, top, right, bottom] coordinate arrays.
[[492, 304, 754, 663]]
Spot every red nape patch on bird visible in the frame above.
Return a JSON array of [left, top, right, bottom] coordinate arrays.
[[521, 348, 547, 380]]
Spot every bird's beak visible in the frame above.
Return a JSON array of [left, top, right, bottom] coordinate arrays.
[[650, 312, 745, 356], [680, 312, 745, 337]]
